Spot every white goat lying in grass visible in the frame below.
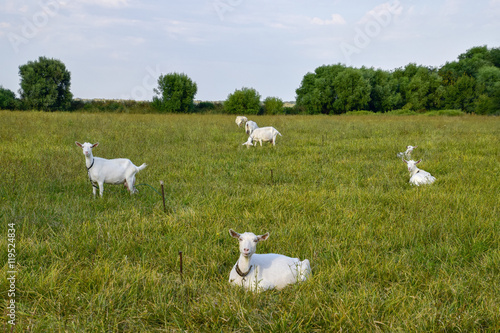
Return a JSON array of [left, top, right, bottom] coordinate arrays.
[[245, 120, 259, 135], [242, 126, 282, 148], [229, 229, 311, 292], [76, 142, 147, 197], [235, 116, 248, 127], [403, 159, 436, 186], [397, 145, 417, 159]]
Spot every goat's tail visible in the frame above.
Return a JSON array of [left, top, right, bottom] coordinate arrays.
[[136, 163, 147, 172], [277, 131, 282, 137]]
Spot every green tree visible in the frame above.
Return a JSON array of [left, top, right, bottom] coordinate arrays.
[[263, 96, 283, 115], [445, 74, 477, 112], [153, 73, 197, 113], [332, 68, 371, 113], [362, 68, 399, 112], [224, 87, 261, 115], [19, 56, 73, 111], [0, 86, 18, 110], [475, 66, 500, 114], [406, 67, 443, 110], [295, 72, 324, 114], [296, 64, 347, 114]]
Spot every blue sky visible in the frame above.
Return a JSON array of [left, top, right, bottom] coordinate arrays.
[[1, 0, 499, 102]]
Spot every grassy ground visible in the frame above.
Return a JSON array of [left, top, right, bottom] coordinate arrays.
[[1, 111, 499, 332]]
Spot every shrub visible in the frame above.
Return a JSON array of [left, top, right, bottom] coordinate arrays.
[[224, 87, 261, 115], [263, 97, 284, 115], [424, 109, 465, 116], [343, 110, 376, 116]]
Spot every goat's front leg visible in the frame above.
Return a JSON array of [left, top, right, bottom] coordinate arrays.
[[98, 182, 104, 197]]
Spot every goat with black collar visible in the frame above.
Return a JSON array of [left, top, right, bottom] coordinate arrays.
[[228, 229, 311, 292]]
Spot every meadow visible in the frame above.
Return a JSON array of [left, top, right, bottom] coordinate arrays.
[[0, 111, 499, 332]]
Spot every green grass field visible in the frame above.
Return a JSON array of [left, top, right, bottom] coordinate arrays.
[[1, 111, 499, 332]]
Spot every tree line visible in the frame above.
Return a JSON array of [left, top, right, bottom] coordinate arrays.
[[1, 46, 499, 115], [296, 46, 500, 115]]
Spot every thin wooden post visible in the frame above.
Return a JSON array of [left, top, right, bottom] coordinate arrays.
[[179, 251, 183, 281], [160, 181, 166, 213]]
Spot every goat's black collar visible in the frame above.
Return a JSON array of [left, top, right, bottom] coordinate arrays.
[[235, 263, 252, 278], [87, 157, 95, 171], [86, 158, 98, 189]]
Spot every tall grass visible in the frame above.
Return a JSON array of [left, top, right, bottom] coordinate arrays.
[[1, 111, 499, 332]]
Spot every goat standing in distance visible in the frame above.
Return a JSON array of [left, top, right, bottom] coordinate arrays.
[[245, 120, 258, 135], [75, 142, 147, 197], [235, 116, 248, 127], [228, 229, 311, 292], [402, 159, 436, 186]]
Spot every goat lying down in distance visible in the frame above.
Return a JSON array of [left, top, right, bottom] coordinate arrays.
[[402, 158, 436, 186]]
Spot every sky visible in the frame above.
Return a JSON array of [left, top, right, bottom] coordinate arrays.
[[1, 0, 499, 102]]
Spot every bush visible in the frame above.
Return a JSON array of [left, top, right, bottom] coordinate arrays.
[[343, 110, 376, 116], [71, 99, 157, 113], [153, 73, 198, 113], [263, 97, 284, 115], [0, 86, 19, 110], [194, 101, 225, 114], [224, 87, 261, 115], [424, 109, 465, 116], [385, 109, 418, 115]]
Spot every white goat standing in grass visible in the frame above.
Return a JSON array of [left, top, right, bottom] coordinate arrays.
[[245, 120, 259, 135], [228, 229, 311, 292], [235, 116, 248, 127], [76, 142, 147, 197], [242, 126, 282, 148], [403, 159, 436, 186], [397, 145, 417, 159]]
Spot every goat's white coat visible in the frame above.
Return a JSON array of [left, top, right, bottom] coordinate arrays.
[[76, 142, 147, 197], [245, 120, 259, 135], [403, 159, 436, 186], [235, 116, 248, 127], [228, 229, 311, 292], [242, 126, 282, 148]]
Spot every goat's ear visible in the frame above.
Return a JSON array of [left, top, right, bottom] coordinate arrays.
[[229, 229, 240, 239], [402, 159, 407, 163], [258, 232, 269, 242], [416, 159, 421, 164], [75, 141, 82, 147], [92, 142, 99, 148]]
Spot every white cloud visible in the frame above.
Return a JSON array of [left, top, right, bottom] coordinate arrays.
[[440, 0, 462, 16], [358, 1, 403, 25], [75, 0, 130, 7], [311, 14, 346, 26]]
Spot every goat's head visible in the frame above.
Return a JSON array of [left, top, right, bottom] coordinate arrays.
[[242, 137, 253, 148], [229, 229, 269, 257], [402, 159, 421, 172], [76, 142, 99, 157], [405, 145, 417, 153]]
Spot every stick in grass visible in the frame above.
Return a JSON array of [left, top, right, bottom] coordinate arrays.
[[160, 181, 166, 213]]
